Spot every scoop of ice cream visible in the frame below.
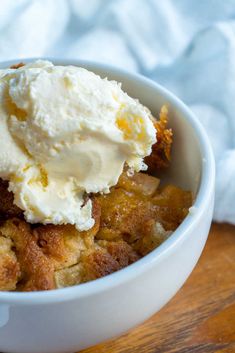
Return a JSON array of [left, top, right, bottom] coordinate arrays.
[[0, 60, 156, 230]]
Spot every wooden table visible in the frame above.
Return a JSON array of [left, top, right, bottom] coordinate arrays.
[[81, 223, 235, 353]]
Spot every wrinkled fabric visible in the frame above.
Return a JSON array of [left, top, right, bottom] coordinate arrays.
[[0, 0, 234, 223]]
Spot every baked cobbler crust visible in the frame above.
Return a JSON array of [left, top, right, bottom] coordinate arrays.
[[0, 106, 192, 291]]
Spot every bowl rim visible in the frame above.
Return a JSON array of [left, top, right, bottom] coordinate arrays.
[[0, 58, 215, 305]]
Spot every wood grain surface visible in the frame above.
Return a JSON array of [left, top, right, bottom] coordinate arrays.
[[80, 223, 235, 353]]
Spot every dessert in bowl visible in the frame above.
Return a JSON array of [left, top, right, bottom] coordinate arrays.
[[0, 59, 215, 353], [0, 60, 191, 292]]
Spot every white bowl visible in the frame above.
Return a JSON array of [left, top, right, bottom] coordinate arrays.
[[0, 59, 215, 353]]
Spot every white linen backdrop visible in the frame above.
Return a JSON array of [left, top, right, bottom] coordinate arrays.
[[0, 0, 234, 223]]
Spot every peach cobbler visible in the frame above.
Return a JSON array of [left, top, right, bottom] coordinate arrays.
[[0, 62, 192, 291]]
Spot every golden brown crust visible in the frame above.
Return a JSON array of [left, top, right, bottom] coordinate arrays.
[[0, 236, 21, 290], [34, 224, 89, 272], [82, 249, 120, 281], [33, 198, 101, 270], [34, 224, 75, 267], [152, 185, 192, 230], [96, 187, 159, 244], [145, 105, 173, 172], [0, 194, 104, 291], [81, 241, 139, 282], [0, 174, 192, 291], [105, 241, 140, 267], [134, 219, 172, 256], [0, 180, 22, 219], [0, 219, 55, 291], [0, 167, 192, 292]]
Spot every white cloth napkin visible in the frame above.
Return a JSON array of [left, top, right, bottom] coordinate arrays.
[[0, 0, 234, 223]]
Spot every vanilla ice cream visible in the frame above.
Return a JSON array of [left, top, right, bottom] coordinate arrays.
[[0, 60, 156, 230]]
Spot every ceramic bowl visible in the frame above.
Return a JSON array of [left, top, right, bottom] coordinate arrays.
[[0, 59, 215, 353]]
